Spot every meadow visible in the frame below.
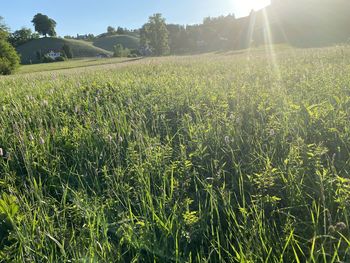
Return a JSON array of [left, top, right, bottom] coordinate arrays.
[[0, 46, 350, 262]]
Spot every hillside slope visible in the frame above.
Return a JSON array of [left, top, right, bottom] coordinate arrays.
[[17, 38, 111, 64], [93, 34, 140, 52]]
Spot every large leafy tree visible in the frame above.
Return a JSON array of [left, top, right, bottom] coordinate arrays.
[[31, 13, 57, 37], [141, 13, 169, 56], [0, 17, 20, 75], [0, 16, 9, 40]]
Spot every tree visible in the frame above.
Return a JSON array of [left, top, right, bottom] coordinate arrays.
[[141, 14, 169, 56], [8, 27, 38, 47], [62, 44, 73, 58], [0, 16, 9, 40], [31, 13, 57, 37], [113, 44, 130, 57], [107, 26, 116, 35], [0, 18, 20, 75], [116, 27, 125, 34]]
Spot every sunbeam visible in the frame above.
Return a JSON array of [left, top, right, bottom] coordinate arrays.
[[262, 7, 281, 81]]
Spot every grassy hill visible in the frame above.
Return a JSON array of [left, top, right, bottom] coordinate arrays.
[[93, 34, 140, 52], [16, 37, 112, 64]]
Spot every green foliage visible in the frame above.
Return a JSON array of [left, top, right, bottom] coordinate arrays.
[[0, 39, 20, 75], [31, 13, 57, 37], [8, 27, 38, 47], [0, 16, 9, 40], [62, 44, 73, 59], [113, 44, 130, 57], [107, 26, 116, 35], [116, 26, 125, 34], [55, 56, 66, 62], [141, 13, 170, 56], [1, 46, 350, 261], [41, 55, 55, 63]]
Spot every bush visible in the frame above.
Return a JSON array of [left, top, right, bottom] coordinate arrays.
[[130, 49, 141, 56], [55, 56, 66, 62], [113, 44, 130, 57], [127, 53, 138, 58], [0, 39, 20, 75], [113, 44, 124, 57], [62, 44, 73, 59], [41, 56, 55, 63]]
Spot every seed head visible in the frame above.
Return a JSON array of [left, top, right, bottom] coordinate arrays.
[[335, 222, 347, 231]]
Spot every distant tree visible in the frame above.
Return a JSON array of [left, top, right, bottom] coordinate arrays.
[[116, 27, 125, 34], [141, 13, 169, 56], [8, 27, 38, 47], [62, 44, 73, 58], [113, 44, 124, 57], [107, 26, 116, 35], [167, 24, 190, 53], [31, 13, 57, 37]]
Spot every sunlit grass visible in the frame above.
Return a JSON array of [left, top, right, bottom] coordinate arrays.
[[0, 46, 350, 262]]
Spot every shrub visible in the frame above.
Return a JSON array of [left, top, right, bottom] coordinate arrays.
[[62, 44, 73, 59], [41, 56, 55, 63], [130, 49, 141, 56], [0, 39, 20, 75], [127, 53, 138, 58], [55, 56, 66, 62], [113, 44, 124, 57], [113, 44, 131, 57]]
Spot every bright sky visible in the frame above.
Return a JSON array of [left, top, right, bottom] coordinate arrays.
[[1, 0, 270, 36]]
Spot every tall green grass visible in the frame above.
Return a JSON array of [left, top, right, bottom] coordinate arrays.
[[0, 47, 350, 262]]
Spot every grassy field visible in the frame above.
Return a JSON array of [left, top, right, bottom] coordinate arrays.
[[0, 46, 350, 262], [16, 57, 142, 74]]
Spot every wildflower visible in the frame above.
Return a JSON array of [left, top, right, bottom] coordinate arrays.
[[107, 135, 113, 142], [42, 100, 48, 106], [335, 222, 347, 231], [0, 148, 9, 159], [39, 137, 45, 145], [269, 129, 275, 136], [119, 136, 123, 143], [74, 106, 80, 113], [224, 136, 230, 144]]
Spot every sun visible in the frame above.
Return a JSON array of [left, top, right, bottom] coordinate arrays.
[[241, 0, 271, 11]]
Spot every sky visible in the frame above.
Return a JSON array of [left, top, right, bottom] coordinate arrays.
[[1, 0, 270, 36]]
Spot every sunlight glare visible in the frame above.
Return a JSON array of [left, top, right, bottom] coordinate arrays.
[[240, 0, 271, 11]]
